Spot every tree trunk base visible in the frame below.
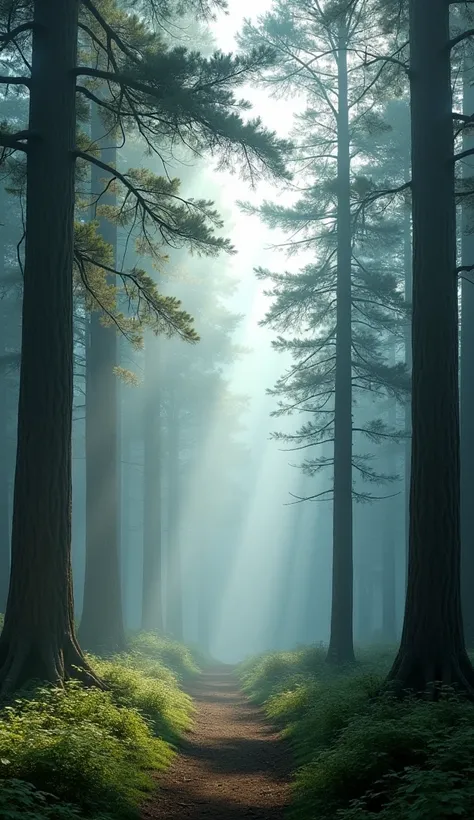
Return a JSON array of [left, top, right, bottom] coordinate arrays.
[[326, 644, 356, 665], [0, 631, 106, 696], [386, 648, 474, 699], [77, 625, 126, 658]]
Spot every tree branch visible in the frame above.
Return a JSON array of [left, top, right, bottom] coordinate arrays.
[[449, 29, 474, 49], [360, 43, 410, 75], [454, 147, 474, 162], [285, 488, 333, 505], [0, 129, 32, 152], [0, 75, 30, 87], [453, 112, 474, 123], [0, 22, 34, 46], [74, 66, 165, 98], [80, 0, 144, 65], [74, 149, 229, 251]]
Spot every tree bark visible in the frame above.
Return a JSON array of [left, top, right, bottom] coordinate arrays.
[[327, 25, 355, 664], [141, 331, 164, 633], [120, 394, 132, 626], [0, 352, 10, 614], [460, 54, 474, 649], [387, 0, 474, 695], [0, 250, 10, 613], [79, 104, 125, 654], [382, 360, 398, 645], [403, 155, 412, 588], [0, 0, 101, 692]]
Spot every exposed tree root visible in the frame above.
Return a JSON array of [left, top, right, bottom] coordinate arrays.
[[0, 632, 106, 696], [386, 648, 474, 700]]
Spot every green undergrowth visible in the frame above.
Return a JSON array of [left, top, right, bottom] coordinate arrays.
[[240, 645, 474, 819], [127, 632, 201, 681], [0, 631, 197, 820]]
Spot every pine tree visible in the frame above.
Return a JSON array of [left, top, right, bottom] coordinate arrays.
[[238, 0, 408, 662], [460, 13, 474, 650], [78, 107, 125, 655], [386, 0, 474, 695], [0, 0, 289, 692], [141, 329, 164, 634]]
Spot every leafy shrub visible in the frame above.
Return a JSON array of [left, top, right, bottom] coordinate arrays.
[[0, 778, 91, 820], [0, 635, 196, 820], [0, 681, 170, 817], [128, 632, 200, 680], [92, 652, 194, 744], [336, 708, 474, 820], [240, 647, 474, 820]]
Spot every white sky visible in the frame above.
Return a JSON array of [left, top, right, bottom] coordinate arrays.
[[207, 1, 306, 399]]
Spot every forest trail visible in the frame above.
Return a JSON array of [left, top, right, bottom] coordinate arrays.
[[142, 668, 291, 820]]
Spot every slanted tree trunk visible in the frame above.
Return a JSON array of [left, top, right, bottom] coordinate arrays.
[[141, 331, 163, 632], [327, 24, 355, 664], [460, 55, 474, 649], [166, 396, 183, 640], [79, 104, 125, 654], [0, 0, 101, 692], [387, 0, 474, 695]]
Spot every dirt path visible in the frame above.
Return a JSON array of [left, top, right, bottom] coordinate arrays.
[[142, 668, 291, 819]]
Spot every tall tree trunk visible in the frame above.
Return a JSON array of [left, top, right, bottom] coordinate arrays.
[[356, 568, 373, 644], [196, 531, 212, 653], [387, 0, 474, 694], [272, 515, 301, 650], [141, 332, 163, 632], [382, 528, 397, 644], [460, 56, 474, 649], [79, 104, 125, 654], [121, 392, 132, 626], [0, 251, 10, 613], [327, 26, 355, 664], [0, 0, 100, 692], [166, 397, 183, 640], [0, 353, 10, 614], [403, 156, 412, 587], [197, 570, 211, 652], [382, 363, 398, 644]]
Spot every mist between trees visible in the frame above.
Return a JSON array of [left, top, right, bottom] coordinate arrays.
[[0, 0, 473, 702]]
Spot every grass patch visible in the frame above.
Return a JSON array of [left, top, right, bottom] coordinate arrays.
[[0, 632, 197, 820], [239, 645, 474, 819], [128, 632, 200, 681]]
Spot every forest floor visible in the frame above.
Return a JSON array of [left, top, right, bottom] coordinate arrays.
[[141, 668, 291, 820]]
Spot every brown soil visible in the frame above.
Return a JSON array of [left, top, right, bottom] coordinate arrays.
[[142, 668, 292, 820]]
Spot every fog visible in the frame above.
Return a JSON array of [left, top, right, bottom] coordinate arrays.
[[0, 0, 409, 665]]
